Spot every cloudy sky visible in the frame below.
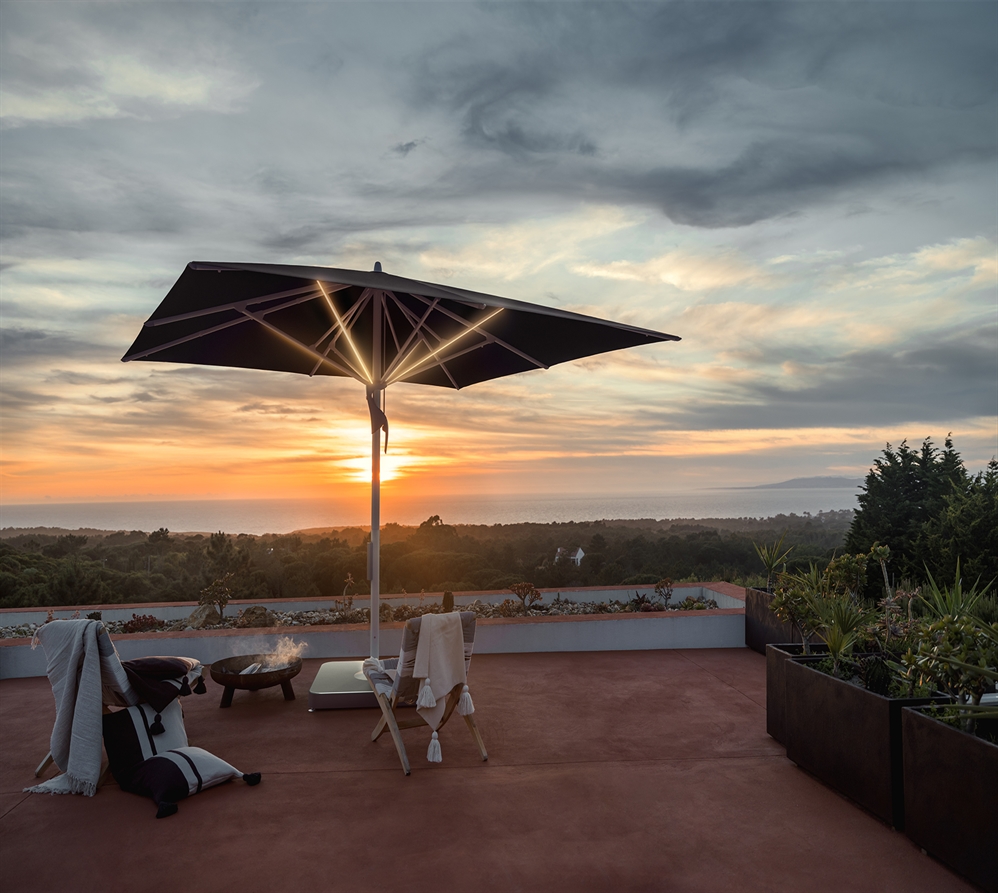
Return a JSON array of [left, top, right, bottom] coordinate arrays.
[[1, 1, 996, 515]]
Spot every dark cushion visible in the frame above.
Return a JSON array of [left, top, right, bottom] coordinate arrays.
[[128, 747, 261, 818], [102, 699, 187, 789], [122, 657, 203, 711]]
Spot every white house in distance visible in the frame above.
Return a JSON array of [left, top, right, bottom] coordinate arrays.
[[556, 546, 585, 567]]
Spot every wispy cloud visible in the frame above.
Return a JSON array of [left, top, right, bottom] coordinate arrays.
[[575, 247, 771, 291], [0, 7, 257, 127]]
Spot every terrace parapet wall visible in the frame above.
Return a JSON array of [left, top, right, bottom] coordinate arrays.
[[0, 584, 745, 679]]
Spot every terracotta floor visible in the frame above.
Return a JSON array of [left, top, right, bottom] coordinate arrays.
[[0, 649, 976, 893]]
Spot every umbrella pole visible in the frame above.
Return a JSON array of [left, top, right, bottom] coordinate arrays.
[[370, 399, 381, 660]]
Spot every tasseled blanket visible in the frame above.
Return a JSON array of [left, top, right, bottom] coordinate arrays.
[[26, 620, 105, 796], [412, 612, 473, 762]]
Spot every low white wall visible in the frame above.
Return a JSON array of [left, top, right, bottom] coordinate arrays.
[[476, 612, 746, 654], [0, 609, 744, 679]]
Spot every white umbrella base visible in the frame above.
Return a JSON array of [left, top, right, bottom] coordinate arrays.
[[307, 659, 378, 710]]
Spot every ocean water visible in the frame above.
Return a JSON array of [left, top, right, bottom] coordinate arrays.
[[0, 487, 861, 535]]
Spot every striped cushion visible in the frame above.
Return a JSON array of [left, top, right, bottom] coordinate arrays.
[[127, 746, 260, 818], [102, 699, 188, 789]]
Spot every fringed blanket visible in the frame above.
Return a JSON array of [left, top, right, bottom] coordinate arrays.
[[26, 620, 105, 796]]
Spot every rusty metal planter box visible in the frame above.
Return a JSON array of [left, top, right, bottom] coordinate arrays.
[[766, 643, 826, 747], [746, 588, 798, 655], [784, 656, 941, 829], [902, 706, 998, 893]]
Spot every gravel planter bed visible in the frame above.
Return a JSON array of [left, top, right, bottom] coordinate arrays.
[[0, 594, 719, 639]]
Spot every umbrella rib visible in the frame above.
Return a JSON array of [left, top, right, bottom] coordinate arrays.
[[405, 294, 550, 373], [316, 282, 373, 384], [382, 299, 459, 385], [381, 292, 441, 381], [124, 313, 256, 361], [385, 299, 460, 380], [411, 328, 461, 388], [309, 327, 360, 380], [309, 292, 372, 378], [383, 296, 402, 355], [145, 283, 345, 326], [386, 307, 504, 385], [240, 307, 360, 380]]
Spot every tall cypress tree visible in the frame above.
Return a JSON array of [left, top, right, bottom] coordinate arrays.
[[846, 436, 969, 584], [922, 459, 998, 586]]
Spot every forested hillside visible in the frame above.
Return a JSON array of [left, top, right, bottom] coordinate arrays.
[[0, 511, 852, 609]]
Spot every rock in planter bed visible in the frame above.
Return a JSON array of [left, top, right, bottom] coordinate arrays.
[[902, 706, 998, 893], [784, 655, 946, 829]]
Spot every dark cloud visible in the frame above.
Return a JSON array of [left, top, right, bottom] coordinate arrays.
[[45, 370, 134, 386], [596, 138, 992, 228], [400, 2, 997, 226], [392, 140, 421, 156], [89, 390, 156, 404], [0, 384, 63, 409], [237, 401, 321, 416], [0, 326, 104, 364], [253, 210, 443, 253], [0, 142, 194, 239]]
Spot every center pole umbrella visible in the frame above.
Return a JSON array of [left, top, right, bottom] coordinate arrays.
[[123, 262, 679, 702]]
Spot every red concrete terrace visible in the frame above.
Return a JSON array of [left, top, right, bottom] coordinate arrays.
[[0, 649, 976, 893]]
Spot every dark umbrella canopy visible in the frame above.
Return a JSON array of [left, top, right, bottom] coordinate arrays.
[[122, 262, 679, 387], [123, 261, 680, 659]]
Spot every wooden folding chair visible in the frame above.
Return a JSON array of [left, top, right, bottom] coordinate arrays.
[[363, 612, 487, 775]]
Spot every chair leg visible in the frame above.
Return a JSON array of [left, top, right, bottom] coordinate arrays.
[[371, 693, 410, 775], [385, 713, 411, 776], [463, 713, 488, 762], [35, 752, 54, 778]]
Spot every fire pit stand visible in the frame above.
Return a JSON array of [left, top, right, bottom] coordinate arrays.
[[209, 653, 304, 708]]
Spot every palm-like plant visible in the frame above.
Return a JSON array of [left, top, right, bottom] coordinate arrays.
[[754, 532, 794, 593], [770, 562, 825, 652], [809, 595, 869, 678]]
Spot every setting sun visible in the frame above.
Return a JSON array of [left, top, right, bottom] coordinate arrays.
[[338, 451, 414, 484]]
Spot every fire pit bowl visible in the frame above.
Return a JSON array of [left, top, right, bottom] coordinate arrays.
[[210, 653, 303, 708]]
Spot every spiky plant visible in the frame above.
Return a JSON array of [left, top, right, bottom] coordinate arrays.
[[753, 532, 794, 593], [919, 559, 990, 619], [809, 596, 869, 678]]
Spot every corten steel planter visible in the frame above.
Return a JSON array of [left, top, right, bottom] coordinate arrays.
[[784, 656, 944, 829], [766, 642, 827, 747], [902, 707, 998, 893], [746, 589, 799, 655]]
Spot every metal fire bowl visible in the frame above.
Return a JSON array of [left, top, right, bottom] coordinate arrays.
[[210, 654, 303, 706]]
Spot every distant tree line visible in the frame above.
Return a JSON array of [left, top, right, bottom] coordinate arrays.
[[0, 511, 854, 610]]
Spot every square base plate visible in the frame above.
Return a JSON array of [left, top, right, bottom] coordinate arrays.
[[308, 660, 378, 710]]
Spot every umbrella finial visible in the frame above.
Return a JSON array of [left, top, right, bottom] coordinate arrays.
[[373, 261, 382, 272]]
